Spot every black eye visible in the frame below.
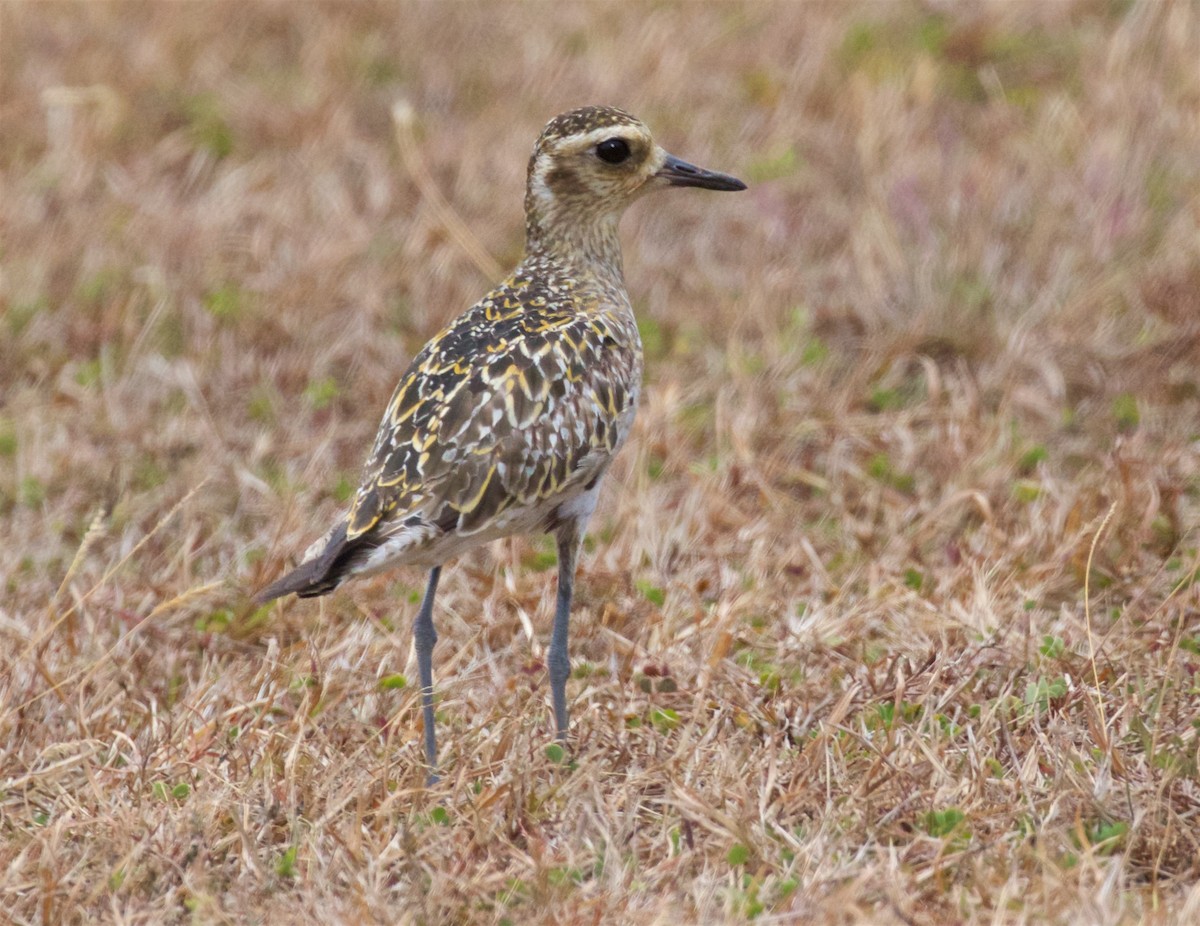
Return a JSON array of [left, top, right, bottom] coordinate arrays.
[[596, 137, 631, 164]]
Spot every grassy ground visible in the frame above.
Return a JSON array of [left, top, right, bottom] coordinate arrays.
[[3, 2, 1199, 923]]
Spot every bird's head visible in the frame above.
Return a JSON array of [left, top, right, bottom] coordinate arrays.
[[524, 106, 745, 264]]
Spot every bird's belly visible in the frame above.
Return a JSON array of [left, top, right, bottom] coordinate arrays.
[[355, 479, 601, 575]]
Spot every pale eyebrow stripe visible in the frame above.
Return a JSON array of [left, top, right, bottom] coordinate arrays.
[[557, 126, 651, 153]]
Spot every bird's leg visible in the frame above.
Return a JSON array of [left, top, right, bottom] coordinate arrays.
[[549, 523, 583, 743], [413, 566, 442, 782]]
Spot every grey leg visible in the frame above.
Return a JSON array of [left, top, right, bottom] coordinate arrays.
[[549, 525, 582, 742], [413, 566, 441, 781]]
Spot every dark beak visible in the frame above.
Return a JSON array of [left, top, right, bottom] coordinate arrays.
[[656, 153, 747, 192]]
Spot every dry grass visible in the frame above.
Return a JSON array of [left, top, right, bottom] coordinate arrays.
[[3, 2, 1200, 923]]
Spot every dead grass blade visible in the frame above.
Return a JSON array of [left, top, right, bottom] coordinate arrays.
[[391, 99, 504, 281]]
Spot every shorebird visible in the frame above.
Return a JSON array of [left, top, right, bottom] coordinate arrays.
[[257, 106, 745, 776]]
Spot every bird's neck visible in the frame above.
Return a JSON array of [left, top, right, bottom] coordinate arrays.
[[524, 209, 626, 290]]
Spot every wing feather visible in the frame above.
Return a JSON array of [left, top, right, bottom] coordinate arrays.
[[347, 273, 638, 548], [259, 265, 641, 599]]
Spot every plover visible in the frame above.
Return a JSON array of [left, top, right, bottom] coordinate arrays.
[[257, 106, 745, 776]]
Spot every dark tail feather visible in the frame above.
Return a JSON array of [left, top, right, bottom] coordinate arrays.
[[254, 523, 369, 604], [254, 557, 341, 603]]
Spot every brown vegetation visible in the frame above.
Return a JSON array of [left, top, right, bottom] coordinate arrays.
[[2, 2, 1199, 923]]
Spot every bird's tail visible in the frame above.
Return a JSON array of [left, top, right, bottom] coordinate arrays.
[[254, 522, 364, 603], [254, 558, 342, 603]]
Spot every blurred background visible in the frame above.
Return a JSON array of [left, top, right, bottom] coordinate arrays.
[[4, 2, 1197, 597], [3, 2, 1199, 922]]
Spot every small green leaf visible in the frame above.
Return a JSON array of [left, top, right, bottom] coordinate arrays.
[[241, 604, 272, 633], [195, 609, 234, 634], [650, 707, 679, 732], [1013, 479, 1042, 502], [19, 476, 46, 508], [868, 386, 905, 412], [77, 269, 121, 305], [637, 317, 666, 359], [275, 846, 298, 878], [430, 805, 451, 825], [524, 538, 558, 571], [800, 337, 829, 366], [0, 421, 16, 457], [923, 807, 965, 838], [546, 865, 585, 887], [1018, 444, 1048, 473], [866, 452, 914, 492], [746, 145, 798, 183], [1084, 820, 1128, 854], [840, 21, 877, 69], [545, 743, 566, 763], [6, 298, 45, 336], [1111, 393, 1140, 431], [332, 474, 355, 503], [727, 843, 751, 866], [304, 376, 340, 410], [378, 673, 408, 690], [635, 579, 666, 608], [204, 284, 245, 320], [1024, 676, 1068, 710], [185, 93, 234, 159], [247, 386, 276, 423], [74, 357, 103, 388]]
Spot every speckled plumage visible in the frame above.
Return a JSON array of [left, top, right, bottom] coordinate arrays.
[[340, 255, 642, 570], [256, 106, 744, 769]]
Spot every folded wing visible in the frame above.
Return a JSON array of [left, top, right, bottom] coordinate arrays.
[[256, 276, 638, 602]]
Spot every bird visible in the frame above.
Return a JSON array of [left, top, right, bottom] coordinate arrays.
[[256, 105, 745, 778]]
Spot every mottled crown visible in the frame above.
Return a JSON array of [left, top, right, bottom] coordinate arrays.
[[535, 106, 645, 147]]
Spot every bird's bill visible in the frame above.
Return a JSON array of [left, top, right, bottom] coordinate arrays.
[[655, 153, 747, 191]]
